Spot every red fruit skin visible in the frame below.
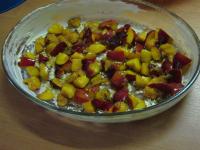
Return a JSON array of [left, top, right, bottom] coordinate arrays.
[[135, 42, 144, 53], [39, 54, 49, 63], [82, 58, 96, 78], [74, 89, 91, 104], [105, 65, 117, 79], [90, 86, 100, 93], [72, 42, 85, 53], [168, 69, 182, 83], [158, 29, 171, 44], [50, 42, 67, 56], [113, 89, 128, 102], [111, 72, 127, 89], [55, 65, 64, 78], [107, 51, 125, 62], [92, 99, 113, 111], [18, 57, 35, 67], [55, 61, 72, 78], [99, 19, 117, 30], [149, 83, 184, 95], [173, 52, 192, 69], [162, 59, 173, 73], [83, 28, 92, 45], [126, 74, 136, 82], [101, 30, 115, 41]]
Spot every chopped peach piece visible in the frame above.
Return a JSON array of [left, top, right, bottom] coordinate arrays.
[[68, 17, 81, 28], [57, 93, 68, 107], [61, 83, 76, 98], [37, 88, 54, 101], [135, 75, 151, 88], [113, 102, 129, 112], [87, 43, 106, 54], [23, 76, 41, 91], [141, 49, 152, 63], [126, 27, 135, 44], [151, 47, 161, 61], [71, 52, 84, 59], [39, 63, 49, 81], [26, 66, 39, 77], [48, 23, 64, 34], [55, 53, 69, 65], [71, 59, 82, 72], [73, 75, 89, 88], [24, 52, 36, 60], [160, 43, 176, 56], [141, 63, 149, 76], [144, 86, 159, 99], [126, 58, 141, 72], [83, 101, 95, 113]]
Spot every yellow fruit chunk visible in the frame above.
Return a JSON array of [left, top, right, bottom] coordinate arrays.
[[85, 53, 96, 59], [160, 43, 176, 56], [148, 76, 166, 85], [46, 34, 59, 43], [57, 35, 66, 43], [126, 27, 135, 44], [57, 93, 68, 107], [128, 95, 146, 110], [48, 23, 64, 34], [35, 44, 43, 54], [144, 86, 159, 99], [35, 37, 45, 53], [87, 43, 106, 54], [103, 59, 112, 71], [145, 30, 158, 50], [23, 76, 41, 91], [65, 31, 79, 44], [61, 83, 76, 98], [46, 42, 57, 53], [86, 21, 100, 32], [51, 78, 63, 88], [26, 66, 39, 77], [37, 88, 54, 101], [65, 72, 78, 83], [151, 47, 161, 61], [73, 75, 89, 88], [141, 63, 149, 76], [24, 52, 36, 60], [68, 17, 81, 28], [55, 53, 69, 65], [91, 74, 108, 86], [167, 54, 174, 63], [39, 63, 49, 81], [113, 102, 129, 112], [71, 59, 82, 72], [88, 61, 101, 76], [141, 49, 152, 63], [124, 70, 137, 76], [126, 58, 141, 72], [95, 88, 110, 100], [128, 95, 140, 108], [83, 101, 95, 113], [135, 75, 151, 88], [134, 100, 146, 110], [137, 31, 147, 42], [118, 63, 126, 71], [71, 52, 84, 59]]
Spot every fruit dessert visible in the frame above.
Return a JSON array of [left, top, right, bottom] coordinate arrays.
[[18, 17, 191, 113]]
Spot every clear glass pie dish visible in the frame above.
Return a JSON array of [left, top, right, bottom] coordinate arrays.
[[2, 0, 200, 123]]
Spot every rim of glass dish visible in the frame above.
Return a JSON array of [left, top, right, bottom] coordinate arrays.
[[2, 0, 200, 117]]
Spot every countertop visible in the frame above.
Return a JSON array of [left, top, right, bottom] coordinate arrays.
[[0, 0, 200, 150]]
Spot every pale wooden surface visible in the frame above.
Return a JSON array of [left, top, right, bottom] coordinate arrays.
[[0, 0, 200, 150]]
